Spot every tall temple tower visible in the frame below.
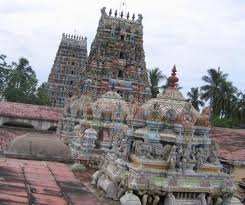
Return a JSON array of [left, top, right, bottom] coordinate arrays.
[[48, 33, 87, 107], [81, 7, 151, 102]]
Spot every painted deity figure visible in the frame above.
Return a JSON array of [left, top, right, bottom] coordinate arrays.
[[92, 104, 102, 120], [146, 103, 162, 121], [177, 102, 197, 125], [117, 138, 127, 159], [64, 95, 77, 116], [127, 95, 138, 124], [208, 141, 219, 164]]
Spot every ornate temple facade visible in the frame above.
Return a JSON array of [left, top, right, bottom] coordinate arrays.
[[81, 7, 151, 103], [48, 33, 87, 107], [58, 66, 238, 205]]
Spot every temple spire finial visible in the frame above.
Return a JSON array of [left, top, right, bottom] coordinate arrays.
[[120, 11, 123, 18], [132, 13, 135, 20], [167, 65, 179, 88]]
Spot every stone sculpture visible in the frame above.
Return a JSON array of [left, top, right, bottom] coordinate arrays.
[[120, 191, 141, 205], [146, 103, 162, 121], [198, 193, 207, 205], [164, 193, 176, 205], [208, 141, 220, 164]]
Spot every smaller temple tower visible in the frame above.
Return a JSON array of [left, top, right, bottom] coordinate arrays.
[[48, 33, 87, 107]]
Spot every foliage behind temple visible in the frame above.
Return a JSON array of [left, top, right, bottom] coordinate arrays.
[[0, 55, 51, 106]]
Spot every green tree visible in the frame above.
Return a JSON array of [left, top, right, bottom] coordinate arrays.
[[36, 82, 51, 106], [200, 67, 241, 127], [236, 91, 245, 124], [149, 68, 166, 98], [4, 57, 38, 103], [200, 67, 228, 117], [187, 87, 204, 112], [219, 80, 237, 119], [0, 54, 12, 96]]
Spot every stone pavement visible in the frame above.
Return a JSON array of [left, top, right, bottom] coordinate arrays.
[[0, 158, 102, 205]]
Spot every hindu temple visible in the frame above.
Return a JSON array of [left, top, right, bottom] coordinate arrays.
[[53, 6, 243, 205], [58, 64, 237, 204]]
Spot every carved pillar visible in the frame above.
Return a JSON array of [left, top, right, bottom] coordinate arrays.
[[164, 193, 176, 205]]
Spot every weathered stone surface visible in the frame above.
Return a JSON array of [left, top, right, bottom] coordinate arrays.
[[5, 133, 72, 162]]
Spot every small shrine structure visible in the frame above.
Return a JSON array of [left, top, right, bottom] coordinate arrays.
[[59, 66, 236, 205]]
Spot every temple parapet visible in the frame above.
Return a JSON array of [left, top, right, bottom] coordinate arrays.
[[61, 33, 87, 48], [100, 7, 143, 24], [99, 7, 143, 36]]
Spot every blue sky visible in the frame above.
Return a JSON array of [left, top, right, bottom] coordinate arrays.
[[0, 0, 244, 95]]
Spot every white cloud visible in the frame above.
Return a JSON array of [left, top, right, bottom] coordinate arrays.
[[0, 0, 244, 93]]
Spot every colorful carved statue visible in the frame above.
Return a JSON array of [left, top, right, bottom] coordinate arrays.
[[177, 102, 197, 125], [146, 103, 162, 121], [196, 106, 212, 127]]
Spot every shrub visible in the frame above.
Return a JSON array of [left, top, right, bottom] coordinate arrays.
[[211, 116, 239, 128]]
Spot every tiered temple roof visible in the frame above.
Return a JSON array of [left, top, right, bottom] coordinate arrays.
[[48, 33, 87, 107], [81, 7, 151, 103]]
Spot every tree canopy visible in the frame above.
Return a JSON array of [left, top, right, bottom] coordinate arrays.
[[0, 55, 11, 96], [1, 55, 51, 106], [149, 67, 166, 98], [4, 57, 38, 103], [199, 67, 244, 127], [35, 82, 51, 105], [187, 87, 204, 112]]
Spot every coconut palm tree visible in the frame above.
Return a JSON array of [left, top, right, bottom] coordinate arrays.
[[187, 87, 204, 112], [149, 68, 166, 98], [236, 90, 245, 124], [219, 80, 237, 118], [200, 67, 228, 117]]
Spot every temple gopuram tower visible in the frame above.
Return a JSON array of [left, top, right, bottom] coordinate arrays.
[[81, 7, 151, 103], [48, 33, 87, 107]]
